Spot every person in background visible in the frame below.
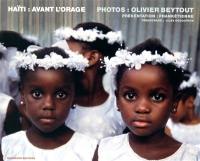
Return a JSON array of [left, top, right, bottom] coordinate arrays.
[[167, 70, 200, 148], [53, 22, 126, 141], [0, 30, 40, 130], [0, 43, 21, 141]]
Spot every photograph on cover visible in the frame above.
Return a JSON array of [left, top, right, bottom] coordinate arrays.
[[0, 0, 200, 161]]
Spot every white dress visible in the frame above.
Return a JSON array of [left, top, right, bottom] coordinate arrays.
[[2, 130, 98, 161], [167, 119, 200, 146], [0, 92, 12, 139], [98, 134, 200, 161], [65, 92, 125, 141]]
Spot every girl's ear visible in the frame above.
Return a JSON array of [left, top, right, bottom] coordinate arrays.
[[170, 92, 181, 114], [84, 50, 102, 66], [170, 104, 177, 114], [19, 86, 26, 108], [170, 99, 178, 114]]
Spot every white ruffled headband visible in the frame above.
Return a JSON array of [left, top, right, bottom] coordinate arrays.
[[179, 72, 200, 90], [10, 45, 89, 73], [104, 49, 188, 73], [54, 27, 123, 44]]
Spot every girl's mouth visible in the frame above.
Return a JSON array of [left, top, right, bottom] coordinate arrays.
[[131, 120, 151, 128], [40, 118, 56, 124]]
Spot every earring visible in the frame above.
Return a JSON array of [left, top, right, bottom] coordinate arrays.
[[71, 104, 76, 109], [171, 107, 177, 113], [20, 101, 24, 105]]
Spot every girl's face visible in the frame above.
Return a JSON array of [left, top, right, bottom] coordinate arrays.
[[21, 68, 75, 133], [116, 64, 174, 136]]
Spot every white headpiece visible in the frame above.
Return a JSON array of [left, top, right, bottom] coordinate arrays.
[[54, 27, 123, 44], [9, 47, 89, 77], [104, 49, 188, 91], [179, 72, 200, 109], [179, 72, 200, 90], [104, 49, 188, 73]]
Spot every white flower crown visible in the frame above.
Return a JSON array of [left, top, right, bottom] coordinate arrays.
[[54, 27, 123, 44], [10, 48, 89, 73], [104, 49, 188, 73], [179, 72, 200, 90]]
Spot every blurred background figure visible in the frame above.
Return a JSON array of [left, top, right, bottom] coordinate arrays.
[[0, 30, 40, 102], [0, 43, 21, 140], [0, 30, 40, 130], [167, 70, 200, 147]]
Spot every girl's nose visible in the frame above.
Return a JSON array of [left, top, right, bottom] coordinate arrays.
[[135, 98, 151, 114], [42, 95, 55, 111]]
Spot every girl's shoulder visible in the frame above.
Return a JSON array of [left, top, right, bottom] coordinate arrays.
[[2, 131, 25, 145], [1, 131, 26, 156], [2, 130, 24, 138], [2, 131, 98, 150], [98, 134, 130, 160], [98, 135, 200, 161], [99, 133, 128, 147], [2, 131, 98, 161], [181, 143, 200, 155], [71, 132, 98, 148], [178, 143, 200, 161]]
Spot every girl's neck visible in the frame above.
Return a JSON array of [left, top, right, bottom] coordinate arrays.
[[26, 125, 74, 149], [76, 69, 109, 107], [128, 129, 181, 160]]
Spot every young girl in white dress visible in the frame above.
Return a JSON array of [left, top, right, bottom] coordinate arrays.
[[54, 22, 126, 141], [1, 47, 97, 161], [167, 70, 200, 147], [95, 38, 200, 161]]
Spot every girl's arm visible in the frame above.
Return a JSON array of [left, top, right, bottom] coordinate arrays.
[[4, 100, 21, 134]]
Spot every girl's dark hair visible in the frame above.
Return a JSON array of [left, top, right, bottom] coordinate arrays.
[[68, 22, 125, 58], [116, 38, 184, 94], [0, 30, 39, 51], [178, 70, 197, 102], [19, 47, 80, 89]]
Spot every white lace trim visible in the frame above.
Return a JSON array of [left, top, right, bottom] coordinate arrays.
[[54, 27, 123, 44]]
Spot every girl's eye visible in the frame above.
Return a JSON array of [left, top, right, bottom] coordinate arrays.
[[55, 91, 67, 99], [124, 92, 136, 101], [151, 93, 165, 102], [31, 90, 43, 99]]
